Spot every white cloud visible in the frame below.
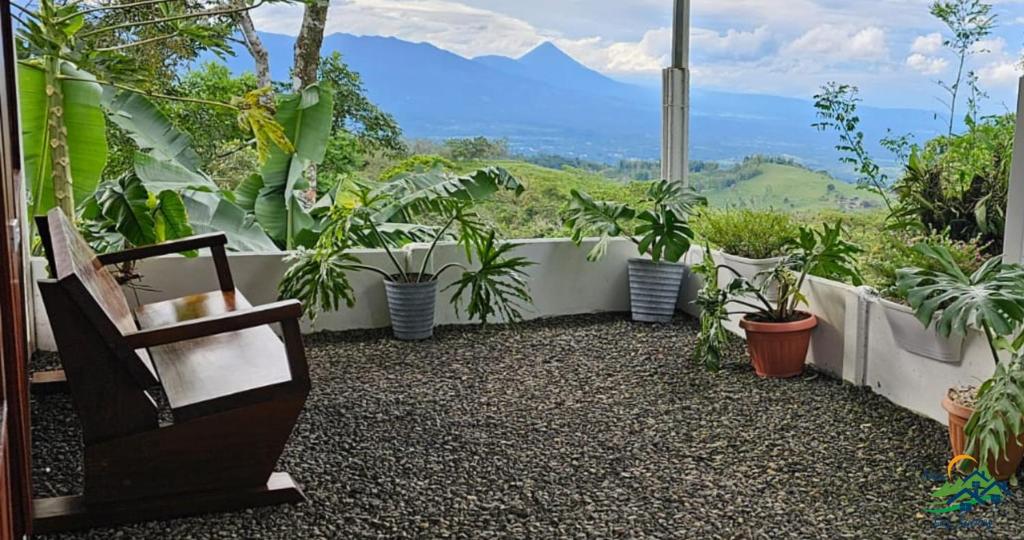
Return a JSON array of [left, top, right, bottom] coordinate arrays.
[[976, 60, 1022, 86], [782, 25, 889, 62], [911, 33, 942, 54], [691, 26, 773, 60], [246, 0, 1024, 108], [906, 53, 948, 74]]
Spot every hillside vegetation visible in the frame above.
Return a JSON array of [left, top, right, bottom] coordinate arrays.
[[455, 159, 882, 239], [695, 163, 883, 211]]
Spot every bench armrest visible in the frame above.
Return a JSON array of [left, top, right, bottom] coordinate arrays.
[[98, 233, 235, 292], [123, 300, 303, 349]]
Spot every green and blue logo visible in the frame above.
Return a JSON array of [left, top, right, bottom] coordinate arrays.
[[927, 455, 1009, 515]]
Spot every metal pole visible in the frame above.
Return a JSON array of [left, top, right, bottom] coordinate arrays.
[[662, 0, 690, 185], [1003, 76, 1024, 262]]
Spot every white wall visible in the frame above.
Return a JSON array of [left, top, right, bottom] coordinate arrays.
[[32, 238, 637, 349]]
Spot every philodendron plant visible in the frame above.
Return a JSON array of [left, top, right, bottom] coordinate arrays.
[[280, 167, 536, 326], [693, 221, 862, 370], [561, 180, 706, 263], [897, 244, 1024, 471]]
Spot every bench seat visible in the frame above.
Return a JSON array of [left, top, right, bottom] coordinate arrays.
[[135, 290, 293, 422]]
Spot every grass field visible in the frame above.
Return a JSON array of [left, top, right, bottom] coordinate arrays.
[[454, 160, 883, 239], [699, 164, 883, 211]]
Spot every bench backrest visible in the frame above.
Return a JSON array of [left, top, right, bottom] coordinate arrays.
[[38, 209, 158, 443]]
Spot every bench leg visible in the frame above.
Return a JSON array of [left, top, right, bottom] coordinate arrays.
[[30, 369, 69, 395], [32, 472, 304, 534]]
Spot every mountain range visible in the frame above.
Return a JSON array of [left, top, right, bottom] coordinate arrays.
[[203, 32, 946, 176]]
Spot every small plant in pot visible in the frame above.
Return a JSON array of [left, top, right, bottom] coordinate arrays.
[[897, 244, 1024, 479], [692, 208, 798, 298], [694, 221, 862, 377], [561, 180, 705, 323], [280, 167, 536, 340]]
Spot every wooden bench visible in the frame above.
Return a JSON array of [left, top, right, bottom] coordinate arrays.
[[32, 209, 311, 533]]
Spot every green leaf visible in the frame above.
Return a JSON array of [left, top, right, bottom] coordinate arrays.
[[371, 166, 525, 223], [133, 152, 217, 193], [19, 62, 107, 217], [183, 191, 279, 252], [255, 85, 334, 246], [95, 176, 156, 247], [561, 189, 636, 261], [154, 190, 194, 243], [897, 244, 1024, 349], [443, 232, 536, 324], [101, 88, 202, 173], [235, 174, 263, 212]]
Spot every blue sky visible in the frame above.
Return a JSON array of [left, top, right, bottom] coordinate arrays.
[[251, 0, 1024, 111]]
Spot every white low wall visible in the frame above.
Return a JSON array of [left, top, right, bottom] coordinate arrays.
[[32, 238, 637, 350], [29, 238, 998, 425]]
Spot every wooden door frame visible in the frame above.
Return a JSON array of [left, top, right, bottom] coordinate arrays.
[[0, 2, 36, 538]]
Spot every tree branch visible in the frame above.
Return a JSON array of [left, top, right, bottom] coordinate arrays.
[[56, 76, 240, 111], [55, 0, 175, 23], [93, 31, 179, 52], [80, 0, 267, 38]]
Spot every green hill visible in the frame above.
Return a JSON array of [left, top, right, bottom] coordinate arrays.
[[454, 159, 881, 239], [695, 163, 883, 211]]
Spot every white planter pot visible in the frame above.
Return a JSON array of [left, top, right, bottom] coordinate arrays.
[[879, 298, 964, 364], [715, 251, 782, 300]]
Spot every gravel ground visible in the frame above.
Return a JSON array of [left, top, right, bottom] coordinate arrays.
[[30, 313, 1024, 539]]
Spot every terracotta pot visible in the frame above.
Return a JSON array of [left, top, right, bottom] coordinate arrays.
[[942, 395, 1024, 481], [739, 312, 818, 379]]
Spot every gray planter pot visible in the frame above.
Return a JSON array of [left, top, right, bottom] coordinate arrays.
[[628, 258, 687, 323], [384, 278, 438, 340]]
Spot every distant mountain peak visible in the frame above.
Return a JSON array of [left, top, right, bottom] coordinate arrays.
[[520, 41, 574, 63]]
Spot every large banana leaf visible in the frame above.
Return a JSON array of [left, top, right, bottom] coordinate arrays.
[[19, 62, 107, 217], [184, 191, 279, 253], [133, 152, 217, 193], [101, 88, 201, 172], [256, 85, 334, 247]]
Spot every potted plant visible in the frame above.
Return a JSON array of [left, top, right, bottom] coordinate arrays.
[[693, 221, 862, 377], [867, 234, 984, 363], [897, 244, 1024, 479], [561, 180, 705, 323], [280, 167, 536, 340], [693, 208, 798, 298]]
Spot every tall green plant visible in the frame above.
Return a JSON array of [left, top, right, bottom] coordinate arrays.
[[930, 0, 995, 136], [562, 180, 704, 263], [237, 85, 335, 249], [812, 83, 895, 213], [13, 0, 288, 227], [280, 167, 534, 324], [897, 244, 1024, 470]]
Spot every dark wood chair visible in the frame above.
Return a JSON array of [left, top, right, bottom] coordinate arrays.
[[32, 209, 311, 533]]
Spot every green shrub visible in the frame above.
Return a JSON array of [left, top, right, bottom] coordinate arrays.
[[863, 231, 986, 301], [380, 154, 455, 181], [693, 209, 798, 259]]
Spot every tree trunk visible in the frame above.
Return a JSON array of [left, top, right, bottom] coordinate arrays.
[[45, 56, 74, 220], [291, 0, 329, 203], [291, 0, 328, 92], [235, 8, 270, 90]]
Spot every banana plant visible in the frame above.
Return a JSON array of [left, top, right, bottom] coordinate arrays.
[[235, 85, 334, 249], [80, 88, 278, 254], [279, 167, 534, 323], [561, 179, 705, 263], [14, 0, 287, 228]]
